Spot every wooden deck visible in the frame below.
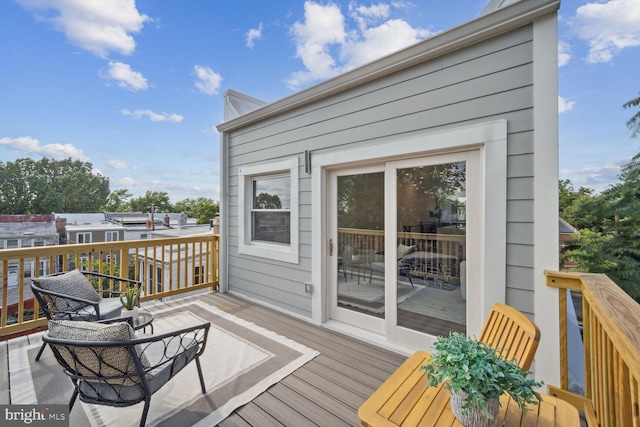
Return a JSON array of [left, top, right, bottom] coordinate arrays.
[[1, 291, 407, 426]]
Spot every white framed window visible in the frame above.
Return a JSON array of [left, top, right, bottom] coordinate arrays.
[[79, 256, 88, 270], [238, 158, 299, 263], [6, 239, 18, 249], [77, 233, 91, 244], [105, 231, 118, 242]]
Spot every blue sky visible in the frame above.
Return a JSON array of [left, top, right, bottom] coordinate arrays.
[[1, 0, 639, 204]]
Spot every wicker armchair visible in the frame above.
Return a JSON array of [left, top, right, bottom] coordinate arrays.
[[43, 319, 210, 427], [31, 269, 143, 361]]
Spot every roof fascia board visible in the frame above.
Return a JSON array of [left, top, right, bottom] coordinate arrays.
[[217, 0, 559, 132]]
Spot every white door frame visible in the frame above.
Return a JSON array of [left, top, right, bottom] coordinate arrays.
[[327, 164, 386, 335], [310, 120, 508, 348]]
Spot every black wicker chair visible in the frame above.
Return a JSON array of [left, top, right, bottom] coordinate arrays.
[[31, 269, 143, 361], [42, 319, 210, 427]]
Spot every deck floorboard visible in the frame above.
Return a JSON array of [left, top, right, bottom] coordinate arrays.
[[2, 291, 410, 426], [200, 292, 407, 426]]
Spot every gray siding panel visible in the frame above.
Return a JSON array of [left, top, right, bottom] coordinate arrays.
[[506, 266, 535, 290], [507, 223, 534, 245], [224, 25, 536, 318], [506, 244, 534, 268]]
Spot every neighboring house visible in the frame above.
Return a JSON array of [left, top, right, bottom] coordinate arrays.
[[0, 214, 59, 287], [217, 0, 561, 385], [58, 213, 125, 244], [136, 225, 213, 295], [105, 212, 195, 241], [559, 217, 579, 268]]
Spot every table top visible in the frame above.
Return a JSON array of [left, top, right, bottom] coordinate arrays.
[[358, 351, 580, 427], [118, 310, 154, 330], [132, 311, 153, 330]]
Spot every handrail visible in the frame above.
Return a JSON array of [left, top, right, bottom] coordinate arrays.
[[0, 234, 219, 338], [546, 270, 640, 427], [338, 227, 466, 282]]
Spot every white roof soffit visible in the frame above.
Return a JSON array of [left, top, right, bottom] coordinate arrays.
[[217, 0, 559, 132], [223, 89, 268, 121]]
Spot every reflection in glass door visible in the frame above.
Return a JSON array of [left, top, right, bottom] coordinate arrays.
[[336, 172, 385, 318], [330, 157, 469, 343], [395, 162, 467, 336]]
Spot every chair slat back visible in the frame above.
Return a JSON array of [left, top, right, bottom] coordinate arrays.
[[478, 303, 540, 371]]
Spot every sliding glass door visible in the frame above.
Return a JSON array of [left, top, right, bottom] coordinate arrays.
[[329, 153, 469, 346]]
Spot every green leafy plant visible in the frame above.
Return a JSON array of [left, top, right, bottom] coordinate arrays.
[[119, 285, 140, 310], [421, 333, 543, 419]]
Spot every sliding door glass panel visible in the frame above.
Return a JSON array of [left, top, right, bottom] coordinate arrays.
[[396, 162, 467, 336], [337, 172, 385, 318]]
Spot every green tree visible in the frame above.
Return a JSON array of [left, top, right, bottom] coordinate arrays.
[[101, 189, 133, 212], [254, 193, 282, 209], [564, 154, 640, 302], [558, 179, 602, 231], [624, 92, 640, 138], [0, 159, 33, 214], [129, 191, 172, 213], [174, 197, 219, 224], [0, 157, 109, 213]]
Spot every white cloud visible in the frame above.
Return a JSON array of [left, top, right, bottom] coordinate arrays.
[[558, 41, 572, 67], [0, 136, 88, 161], [342, 19, 432, 69], [287, 1, 347, 89], [349, 2, 391, 32], [571, 0, 640, 63], [194, 65, 223, 95], [106, 159, 136, 169], [287, 1, 431, 89], [246, 23, 263, 48], [559, 96, 575, 113], [102, 61, 148, 91], [561, 162, 624, 189], [112, 177, 140, 187], [121, 109, 183, 122], [17, 0, 149, 58]]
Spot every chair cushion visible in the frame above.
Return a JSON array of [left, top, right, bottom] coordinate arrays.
[[397, 244, 415, 260], [75, 297, 123, 320], [78, 339, 200, 403], [48, 320, 149, 386], [35, 270, 100, 311]]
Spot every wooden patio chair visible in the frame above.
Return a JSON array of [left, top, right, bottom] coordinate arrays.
[[43, 319, 210, 427], [31, 269, 142, 361], [358, 303, 542, 425], [478, 303, 541, 370]]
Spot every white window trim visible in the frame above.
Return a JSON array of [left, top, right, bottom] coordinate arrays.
[[238, 158, 299, 264], [78, 232, 92, 244], [105, 231, 118, 242]]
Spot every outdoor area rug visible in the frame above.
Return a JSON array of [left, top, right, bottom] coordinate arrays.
[[338, 281, 424, 314], [10, 299, 320, 426]]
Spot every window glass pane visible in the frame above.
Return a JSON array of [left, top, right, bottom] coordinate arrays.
[[396, 161, 467, 336], [253, 176, 290, 210], [252, 211, 291, 244]]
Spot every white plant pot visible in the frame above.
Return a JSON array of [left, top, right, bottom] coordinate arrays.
[[450, 390, 499, 427], [120, 307, 139, 322]]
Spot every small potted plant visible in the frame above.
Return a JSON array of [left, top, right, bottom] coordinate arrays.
[[421, 333, 543, 427], [119, 285, 140, 320]]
